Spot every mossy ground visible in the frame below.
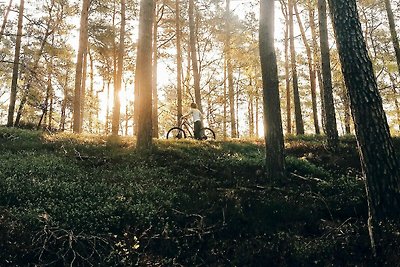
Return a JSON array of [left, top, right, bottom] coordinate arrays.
[[0, 127, 397, 266]]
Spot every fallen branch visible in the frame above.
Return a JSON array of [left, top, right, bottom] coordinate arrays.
[[31, 225, 111, 266], [290, 172, 328, 184]]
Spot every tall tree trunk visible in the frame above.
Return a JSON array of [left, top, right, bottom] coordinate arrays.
[[328, 0, 400, 259], [98, 80, 105, 134], [236, 82, 240, 137], [394, 96, 400, 132], [384, 0, 400, 76], [342, 85, 351, 134], [134, 73, 139, 136], [0, 0, 13, 43], [249, 90, 254, 138], [59, 70, 68, 131], [389, 72, 400, 131], [125, 83, 129, 135], [111, 0, 118, 134], [105, 80, 111, 134], [136, 0, 154, 151], [318, 0, 338, 150], [259, 0, 285, 180], [175, 0, 183, 127], [80, 51, 88, 131], [73, 0, 90, 133], [37, 60, 53, 130], [309, 0, 326, 132], [282, 1, 292, 135], [48, 97, 54, 129], [225, 0, 237, 137], [7, 0, 23, 127], [223, 58, 228, 139], [48, 89, 53, 129], [184, 40, 191, 100], [255, 94, 259, 137], [88, 49, 94, 132], [152, 2, 159, 138], [14, 91, 27, 126], [38, 76, 51, 130], [206, 88, 211, 126], [188, 0, 202, 112], [294, 1, 320, 135], [289, 0, 304, 135], [112, 0, 126, 136]]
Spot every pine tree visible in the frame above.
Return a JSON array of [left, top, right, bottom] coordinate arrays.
[[259, 0, 285, 180], [328, 0, 400, 259]]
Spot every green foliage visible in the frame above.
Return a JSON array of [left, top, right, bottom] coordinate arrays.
[[0, 127, 43, 152], [0, 127, 390, 266], [285, 134, 328, 143], [286, 156, 332, 178]]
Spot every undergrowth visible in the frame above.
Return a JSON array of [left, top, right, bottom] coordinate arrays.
[[0, 127, 393, 266]]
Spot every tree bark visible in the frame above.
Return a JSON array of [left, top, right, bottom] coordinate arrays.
[[188, 0, 202, 113], [37, 61, 53, 130], [308, 0, 326, 132], [388, 72, 400, 132], [328, 0, 400, 258], [248, 86, 254, 138], [112, 0, 126, 136], [255, 94, 259, 138], [59, 68, 69, 131], [318, 0, 338, 150], [105, 80, 111, 134], [125, 83, 129, 135], [280, 0, 292, 135], [7, 0, 24, 127], [236, 82, 240, 137], [88, 49, 94, 133], [259, 0, 285, 180], [226, 0, 237, 138], [73, 0, 90, 133], [152, 2, 159, 138], [0, 0, 13, 43], [289, 0, 304, 135], [80, 51, 88, 131], [37, 78, 51, 130], [134, 72, 139, 136], [384, 0, 400, 76], [294, 1, 320, 135], [223, 58, 228, 139], [48, 87, 53, 129], [175, 0, 183, 127], [136, 0, 154, 151], [96, 79, 105, 133], [342, 85, 351, 134]]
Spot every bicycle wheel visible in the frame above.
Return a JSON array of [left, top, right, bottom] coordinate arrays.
[[166, 127, 186, 139], [200, 127, 216, 140]]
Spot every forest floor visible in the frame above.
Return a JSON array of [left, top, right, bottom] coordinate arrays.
[[0, 127, 399, 266]]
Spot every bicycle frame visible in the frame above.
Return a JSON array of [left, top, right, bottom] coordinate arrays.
[[180, 118, 194, 138], [166, 117, 215, 140]]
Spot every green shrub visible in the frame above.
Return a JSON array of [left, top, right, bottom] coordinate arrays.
[[0, 128, 378, 266], [286, 156, 331, 178]]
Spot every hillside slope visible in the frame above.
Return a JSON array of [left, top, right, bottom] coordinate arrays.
[[0, 127, 397, 266]]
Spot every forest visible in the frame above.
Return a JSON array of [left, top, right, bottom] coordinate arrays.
[[1, 0, 400, 266]]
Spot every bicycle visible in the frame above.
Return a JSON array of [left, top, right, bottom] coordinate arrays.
[[166, 117, 216, 140]]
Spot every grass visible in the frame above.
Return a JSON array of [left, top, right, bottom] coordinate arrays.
[[0, 127, 394, 266]]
